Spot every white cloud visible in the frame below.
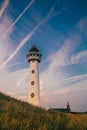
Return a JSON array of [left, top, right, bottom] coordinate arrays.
[[0, 1, 66, 70], [39, 17, 87, 110], [0, 0, 35, 101], [0, 13, 14, 65], [16, 69, 28, 87], [40, 78, 87, 111], [0, 18, 44, 70], [40, 62, 87, 96], [47, 17, 87, 69], [0, 0, 35, 70], [53, 87, 71, 95], [1, 0, 35, 47], [0, 0, 9, 17], [6, 61, 27, 68], [71, 50, 87, 64], [0, 68, 28, 99]]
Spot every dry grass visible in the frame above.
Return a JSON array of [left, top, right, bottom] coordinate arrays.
[[0, 92, 87, 130]]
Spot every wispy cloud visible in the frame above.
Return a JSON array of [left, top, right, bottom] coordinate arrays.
[[0, 68, 28, 97], [71, 50, 87, 64], [6, 61, 27, 68], [48, 17, 87, 70], [0, 1, 67, 104], [40, 16, 87, 103], [41, 78, 87, 110], [53, 87, 71, 95], [0, 0, 9, 17], [0, 31, 33, 70], [0, 2, 65, 70], [16, 69, 28, 87], [1, 0, 35, 45], [0, 14, 13, 65], [53, 73, 87, 86], [40, 58, 87, 91]]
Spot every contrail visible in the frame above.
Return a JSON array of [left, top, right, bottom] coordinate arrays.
[[41, 73, 87, 91], [49, 74, 87, 87], [10, 68, 28, 75], [0, 0, 9, 17], [0, 21, 42, 70], [6, 61, 27, 68], [0, 2, 66, 70], [1, 0, 35, 44]]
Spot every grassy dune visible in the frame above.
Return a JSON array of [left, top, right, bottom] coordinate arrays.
[[0, 92, 87, 130]]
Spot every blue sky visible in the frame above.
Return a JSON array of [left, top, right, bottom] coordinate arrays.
[[0, 0, 87, 112]]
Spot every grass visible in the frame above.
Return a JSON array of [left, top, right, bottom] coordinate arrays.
[[0, 92, 87, 130]]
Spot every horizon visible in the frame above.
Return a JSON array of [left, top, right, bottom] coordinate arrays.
[[0, 0, 87, 112]]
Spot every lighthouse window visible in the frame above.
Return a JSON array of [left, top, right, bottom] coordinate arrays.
[[31, 81, 34, 85], [32, 70, 35, 73], [31, 93, 34, 98]]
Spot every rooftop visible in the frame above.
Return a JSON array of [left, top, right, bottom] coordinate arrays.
[[29, 45, 39, 52]]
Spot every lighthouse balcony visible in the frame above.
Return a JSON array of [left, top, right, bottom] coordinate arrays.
[[26, 52, 42, 62]]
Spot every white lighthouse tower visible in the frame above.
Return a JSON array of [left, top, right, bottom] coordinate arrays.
[[26, 45, 42, 107]]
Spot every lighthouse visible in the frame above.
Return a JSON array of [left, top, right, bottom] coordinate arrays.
[[26, 45, 42, 107]]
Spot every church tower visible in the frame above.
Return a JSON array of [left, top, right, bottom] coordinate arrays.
[[67, 102, 71, 113], [26, 45, 42, 107]]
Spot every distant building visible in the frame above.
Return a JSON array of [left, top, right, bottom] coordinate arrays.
[[49, 102, 71, 113], [67, 102, 71, 113]]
